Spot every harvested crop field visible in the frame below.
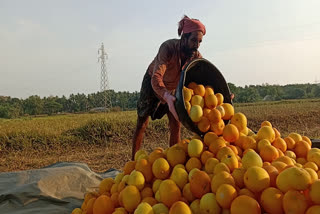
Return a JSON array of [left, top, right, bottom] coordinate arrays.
[[0, 99, 319, 172]]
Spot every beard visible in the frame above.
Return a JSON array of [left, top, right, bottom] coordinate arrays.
[[182, 46, 197, 58]]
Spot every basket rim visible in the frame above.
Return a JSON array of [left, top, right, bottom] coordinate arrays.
[[175, 58, 232, 137]]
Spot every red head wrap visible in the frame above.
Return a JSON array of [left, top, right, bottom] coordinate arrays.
[[178, 15, 206, 36]]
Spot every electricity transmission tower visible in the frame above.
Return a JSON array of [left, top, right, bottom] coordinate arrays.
[[98, 43, 112, 111]]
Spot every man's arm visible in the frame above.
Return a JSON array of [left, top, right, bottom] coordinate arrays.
[[151, 41, 179, 121], [151, 42, 173, 102]]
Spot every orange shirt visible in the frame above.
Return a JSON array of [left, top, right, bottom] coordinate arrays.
[[147, 39, 202, 103]]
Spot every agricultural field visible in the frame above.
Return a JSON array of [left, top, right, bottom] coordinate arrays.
[[0, 99, 319, 172]]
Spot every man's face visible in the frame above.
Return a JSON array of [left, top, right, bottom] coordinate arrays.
[[182, 31, 203, 57]]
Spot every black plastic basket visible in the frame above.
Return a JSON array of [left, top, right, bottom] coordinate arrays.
[[175, 58, 232, 137]]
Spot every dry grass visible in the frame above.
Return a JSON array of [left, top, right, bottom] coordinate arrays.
[[0, 112, 183, 172], [0, 99, 319, 172], [235, 99, 320, 137]]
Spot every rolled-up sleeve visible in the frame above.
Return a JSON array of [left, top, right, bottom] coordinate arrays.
[[151, 42, 173, 102]]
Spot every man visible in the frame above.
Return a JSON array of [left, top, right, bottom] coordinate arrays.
[[132, 15, 206, 160]]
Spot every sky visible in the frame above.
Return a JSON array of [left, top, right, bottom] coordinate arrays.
[[0, 0, 320, 99]]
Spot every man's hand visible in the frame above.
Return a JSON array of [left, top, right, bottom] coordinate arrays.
[[163, 92, 179, 121], [231, 93, 235, 100]]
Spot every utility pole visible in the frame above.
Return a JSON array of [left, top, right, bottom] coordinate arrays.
[[98, 43, 112, 111]]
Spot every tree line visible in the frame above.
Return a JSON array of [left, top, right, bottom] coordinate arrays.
[[0, 90, 139, 119], [0, 83, 320, 119], [229, 83, 320, 103]]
